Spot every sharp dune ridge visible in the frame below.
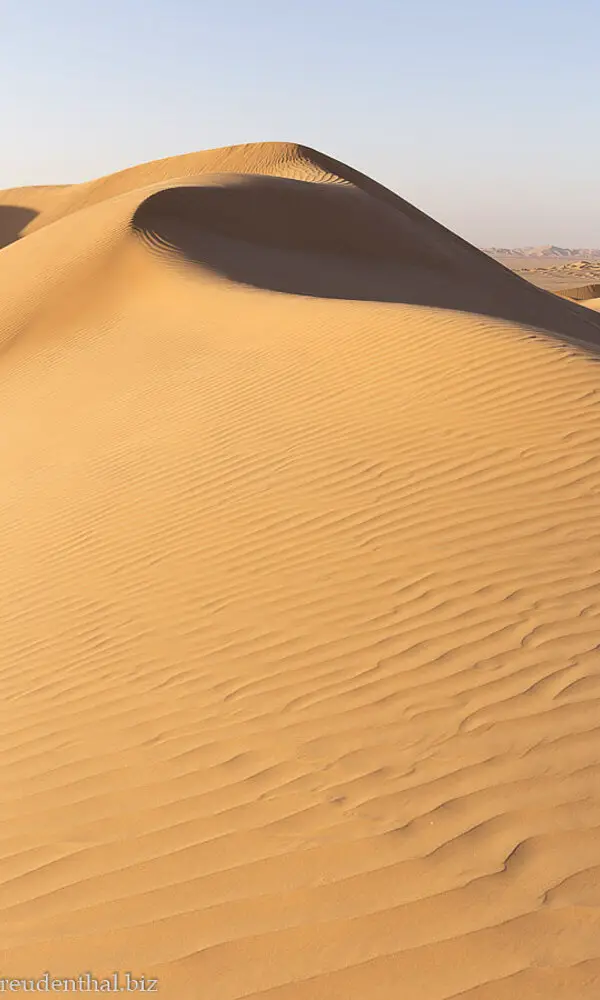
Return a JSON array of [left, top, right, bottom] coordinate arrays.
[[1, 141, 600, 998], [2, 142, 599, 347]]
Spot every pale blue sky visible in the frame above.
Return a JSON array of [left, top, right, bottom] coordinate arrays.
[[2, 0, 598, 245]]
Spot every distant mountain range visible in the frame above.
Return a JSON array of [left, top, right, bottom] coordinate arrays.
[[484, 246, 600, 259]]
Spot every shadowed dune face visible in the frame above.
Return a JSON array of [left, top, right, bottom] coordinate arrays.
[[556, 283, 600, 302], [0, 205, 38, 248], [132, 175, 456, 268], [131, 176, 600, 348]]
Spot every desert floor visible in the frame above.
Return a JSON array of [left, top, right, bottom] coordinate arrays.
[[491, 255, 600, 297]]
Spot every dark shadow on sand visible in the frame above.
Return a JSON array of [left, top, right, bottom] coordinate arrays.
[[555, 284, 600, 302], [0, 205, 38, 249], [132, 180, 600, 352]]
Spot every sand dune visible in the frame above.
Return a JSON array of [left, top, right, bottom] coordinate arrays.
[[556, 283, 600, 302], [495, 256, 600, 311], [0, 185, 67, 248], [1, 142, 600, 999], [485, 246, 600, 260], [496, 257, 600, 294]]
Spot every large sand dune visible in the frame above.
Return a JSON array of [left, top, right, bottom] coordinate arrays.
[[1, 143, 600, 998]]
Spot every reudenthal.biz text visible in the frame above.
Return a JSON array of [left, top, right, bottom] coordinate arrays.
[[0, 973, 158, 992]]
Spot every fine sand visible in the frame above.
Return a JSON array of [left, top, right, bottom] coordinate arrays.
[[493, 256, 600, 313], [1, 142, 600, 999], [492, 256, 600, 294]]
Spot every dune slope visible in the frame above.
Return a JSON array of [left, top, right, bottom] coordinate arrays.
[[1, 143, 600, 999]]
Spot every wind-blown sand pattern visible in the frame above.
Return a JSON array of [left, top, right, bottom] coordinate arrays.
[[1, 143, 600, 998]]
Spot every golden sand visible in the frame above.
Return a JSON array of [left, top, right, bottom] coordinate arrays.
[[1, 143, 600, 998]]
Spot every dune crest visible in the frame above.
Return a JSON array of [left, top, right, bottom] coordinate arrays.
[[1, 143, 600, 999]]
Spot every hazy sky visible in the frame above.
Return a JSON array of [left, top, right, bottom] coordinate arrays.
[[2, 0, 598, 246]]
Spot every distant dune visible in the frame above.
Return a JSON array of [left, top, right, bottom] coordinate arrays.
[[491, 254, 600, 308], [0, 185, 67, 248], [484, 245, 600, 259], [1, 143, 600, 1000]]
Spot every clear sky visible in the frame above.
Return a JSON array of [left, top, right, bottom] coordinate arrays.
[[2, 0, 599, 246]]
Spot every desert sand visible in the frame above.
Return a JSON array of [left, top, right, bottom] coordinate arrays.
[[488, 255, 600, 297], [491, 256, 600, 315], [1, 142, 600, 999]]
